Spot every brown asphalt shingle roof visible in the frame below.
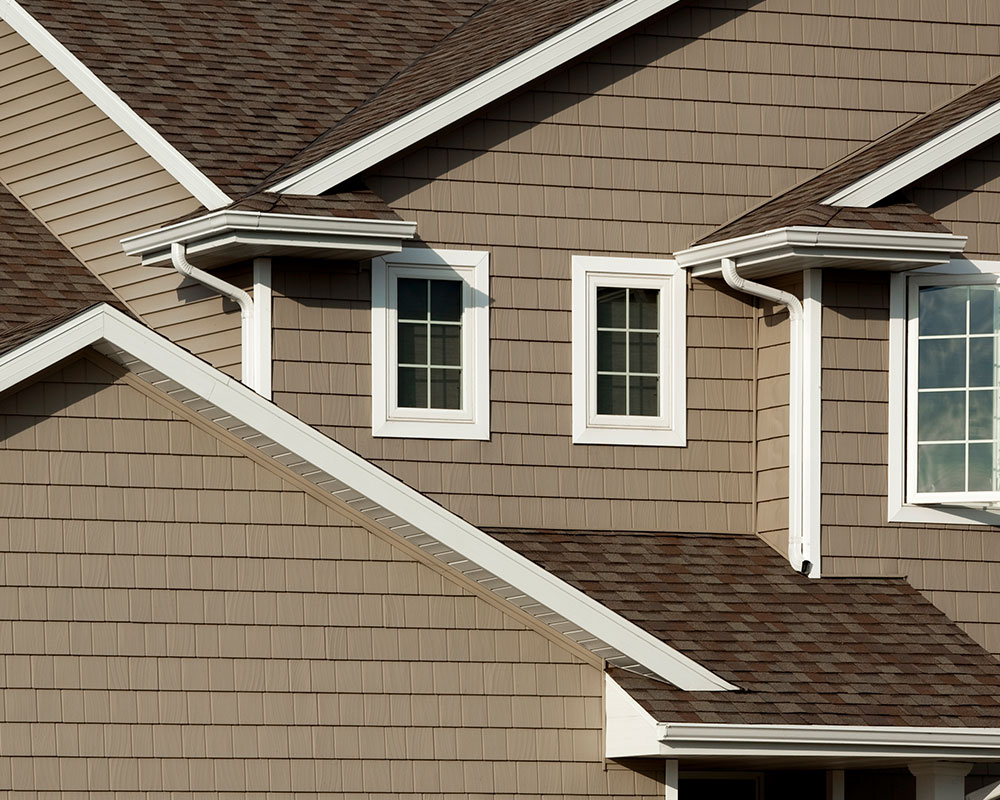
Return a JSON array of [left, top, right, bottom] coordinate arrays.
[[491, 529, 1000, 727], [698, 71, 1000, 245], [18, 0, 486, 197], [0, 182, 119, 356]]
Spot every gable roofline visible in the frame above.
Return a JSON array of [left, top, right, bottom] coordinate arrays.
[[267, 0, 685, 195], [0, 0, 231, 210], [0, 303, 737, 693], [823, 96, 1000, 207]]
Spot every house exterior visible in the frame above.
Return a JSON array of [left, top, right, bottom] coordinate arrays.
[[8, 0, 1000, 797]]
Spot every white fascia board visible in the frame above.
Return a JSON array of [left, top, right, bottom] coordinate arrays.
[[0, 304, 736, 692], [656, 722, 1000, 760], [676, 226, 967, 277], [121, 210, 418, 265], [0, 0, 231, 211], [823, 99, 1000, 207], [269, 0, 685, 195]]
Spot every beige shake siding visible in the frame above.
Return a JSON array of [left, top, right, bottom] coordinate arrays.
[[275, 0, 1000, 533], [909, 137, 1000, 261], [0, 352, 665, 797], [0, 22, 245, 378]]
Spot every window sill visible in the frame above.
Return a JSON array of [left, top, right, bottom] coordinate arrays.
[[888, 499, 1000, 526], [572, 423, 686, 447]]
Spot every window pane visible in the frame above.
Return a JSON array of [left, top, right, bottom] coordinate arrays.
[[918, 338, 966, 388], [629, 331, 658, 374], [597, 331, 626, 372], [969, 443, 995, 491], [398, 366, 427, 408], [430, 368, 461, 409], [629, 288, 659, 330], [597, 374, 627, 415], [430, 279, 462, 322], [629, 376, 659, 416], [397, 322, 427, 365], [430, 324, 461, 367], [919, 285, 967, 336], [970, 286, 997, 335], [970, 337, 996, 387], [917, 443, 965, 493], [970, 390, 995, 440], [918, 391, 965, 441], [597, 287, 627, 328], [398, 278, 427, 320]]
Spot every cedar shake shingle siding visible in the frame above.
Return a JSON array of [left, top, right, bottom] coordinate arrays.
[[269, 0, 1000, 532], [0, 353, 666, 798]]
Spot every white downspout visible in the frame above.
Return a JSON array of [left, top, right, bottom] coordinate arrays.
[[721, 258, 812, 575], [170, 241, 257, 391]]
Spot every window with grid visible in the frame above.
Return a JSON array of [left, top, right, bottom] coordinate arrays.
[[397, 278, 462, 410], [596, 287, 660, 416], [571, 256, 686, 447], [908, 280, 1000, 501], [372, 248, 490, 440]]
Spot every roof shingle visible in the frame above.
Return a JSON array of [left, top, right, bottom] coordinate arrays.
[[491, 529, 1000, 727]]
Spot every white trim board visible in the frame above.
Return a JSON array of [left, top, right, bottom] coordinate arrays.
[[269, 0, 686, 195], [823, 97, 1000, 208], [0, 0, 231, 210], [0, 303, 736, 692], [605, 673, 1000, 761]]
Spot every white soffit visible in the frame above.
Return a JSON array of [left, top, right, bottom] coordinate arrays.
[[0, 304, 737, 693], [0, 0, 231, 210], [269, 0, 685, 195], [822, 98, 1000, 207]]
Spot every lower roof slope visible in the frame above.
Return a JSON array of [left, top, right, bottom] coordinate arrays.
[[492, 529, 1000, 726], [0, 183, 118, 355]]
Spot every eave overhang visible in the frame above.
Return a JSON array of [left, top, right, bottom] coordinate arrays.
[[675, 226, 968, 281], [121, 210, 418, 268], [606, 675, 1000, 766]]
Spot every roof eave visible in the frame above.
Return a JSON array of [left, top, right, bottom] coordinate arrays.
[[121, 210, 418, 268], [675, 226, 968, 281], [606, 675, 1000, 764]]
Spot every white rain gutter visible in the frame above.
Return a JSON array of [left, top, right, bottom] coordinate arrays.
[[170, 242, 261, 394], [721, 258, 812, 575]]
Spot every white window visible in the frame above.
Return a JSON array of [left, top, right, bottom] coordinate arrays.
[[889, 261, 1000, 523], [372, 248, 489, 439], [571, 256, 686, 446]]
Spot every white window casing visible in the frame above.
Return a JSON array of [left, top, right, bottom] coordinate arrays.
[[889, 259, 1000, 523], [571, 256, 686, 447], [372, 247, 490, 440]]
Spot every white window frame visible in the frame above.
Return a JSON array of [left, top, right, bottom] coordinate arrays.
[[889, 258, 1000, 524], [571, 256, 686, 447], [372, 247, 490, 440]]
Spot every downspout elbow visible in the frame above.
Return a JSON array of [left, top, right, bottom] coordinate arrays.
[[170, 241, 256, 389], [720, 258, 802, 321]]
